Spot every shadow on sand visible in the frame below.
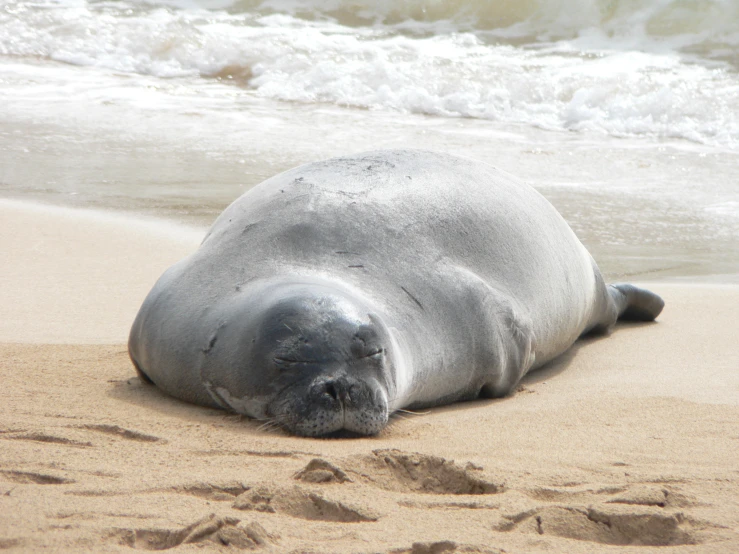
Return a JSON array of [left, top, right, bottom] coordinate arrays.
[[522, 319, 657, 386], [106, 319, 657, 435]]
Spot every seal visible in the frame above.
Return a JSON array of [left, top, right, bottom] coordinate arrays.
[[129, 149, 664, 437]]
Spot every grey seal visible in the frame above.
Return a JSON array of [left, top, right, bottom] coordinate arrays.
[[129, 149, 664, 437]]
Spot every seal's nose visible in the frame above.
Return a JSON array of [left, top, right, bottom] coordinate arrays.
[[316, 376, 354, 405]]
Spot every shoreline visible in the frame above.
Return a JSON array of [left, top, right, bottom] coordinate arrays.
[[2, 196, 737, 345]]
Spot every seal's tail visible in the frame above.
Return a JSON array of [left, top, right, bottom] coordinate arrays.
[[609, 283, 665, 321]]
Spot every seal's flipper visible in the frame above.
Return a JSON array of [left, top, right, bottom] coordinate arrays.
[[446, 264, 538, 398], [479, 300, 537, 398], [609, 283, 665, 321], [130, 355, 155, 385]]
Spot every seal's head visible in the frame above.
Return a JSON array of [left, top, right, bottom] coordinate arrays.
[[206, 280, 397, 437]]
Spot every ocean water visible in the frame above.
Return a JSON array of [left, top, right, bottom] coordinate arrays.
[[1, 0, 738, 280]]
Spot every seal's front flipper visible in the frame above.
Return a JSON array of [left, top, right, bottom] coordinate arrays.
[[609, 283, 665, 321], [479, 299, 537, 398], [446, 264, 537, 399], [130, 356, 155, 385]]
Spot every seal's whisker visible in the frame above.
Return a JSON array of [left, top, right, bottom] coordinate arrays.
[[388, 413, 413, 422], [256, 418, 282, 433], [258, 424, 282, 434], [396, 408, 430, 416]]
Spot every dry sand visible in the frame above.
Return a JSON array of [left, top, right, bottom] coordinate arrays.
[[1, 200, 738, 553]]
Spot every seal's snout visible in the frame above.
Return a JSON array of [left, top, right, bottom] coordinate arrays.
[[249, 282, 394, 437], [271, 373, 389, 437]]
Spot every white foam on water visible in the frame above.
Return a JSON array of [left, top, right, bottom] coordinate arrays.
[[1, 0, 737, 147], [705, 201, 739, 218]]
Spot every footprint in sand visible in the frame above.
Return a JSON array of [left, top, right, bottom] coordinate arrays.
[[0, 470, 74, 485], [390, 541, 503, 554], [495, 505, 699, 546], [523, 482, 699, 509], [1, 432, 92, 448], [109, 514, 274, 550], [497, 484, 709, 546], [171, 482, 250, 502], [347, 449, 504, 495], [294, 458, 353, 484], [232, 485, 379, 523], [78, 424, 164, 443]]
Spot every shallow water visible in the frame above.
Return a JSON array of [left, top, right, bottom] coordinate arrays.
[[1, 0, 737, 281]]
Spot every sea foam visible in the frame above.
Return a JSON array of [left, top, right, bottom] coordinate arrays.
[[1, 0, 737, 146]]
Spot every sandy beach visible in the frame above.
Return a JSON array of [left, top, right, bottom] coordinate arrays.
[[1, 197, 738, 553], [2, 0, 738, 550]]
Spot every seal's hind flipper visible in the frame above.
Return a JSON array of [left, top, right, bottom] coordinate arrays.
[[609, 283, 665, 321]]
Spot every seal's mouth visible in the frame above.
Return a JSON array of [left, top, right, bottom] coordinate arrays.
[[317, 429, 368, 439]]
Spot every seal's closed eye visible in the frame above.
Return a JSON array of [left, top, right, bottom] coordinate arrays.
[[358, 348, 384, 359], [274, 348, 382, 367], [273, 357, 319, 368], [351, 324, 384, 359]]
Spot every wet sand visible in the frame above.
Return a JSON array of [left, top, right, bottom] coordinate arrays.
[[1, 200, 738, 552]]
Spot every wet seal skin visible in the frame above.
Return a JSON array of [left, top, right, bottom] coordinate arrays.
[[129, 149, 664, 437]]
